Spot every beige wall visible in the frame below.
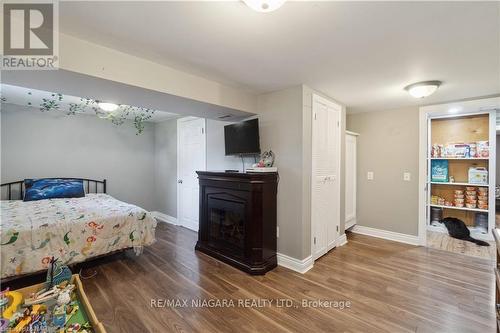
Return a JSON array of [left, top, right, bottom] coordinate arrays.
[[347, 107, 419, 236]]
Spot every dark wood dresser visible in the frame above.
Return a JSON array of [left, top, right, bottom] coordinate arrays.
[[195, 171, 278, 275]]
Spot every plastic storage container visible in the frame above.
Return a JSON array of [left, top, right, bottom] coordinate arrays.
[[474, 213, 488, 234], [468, 167, 488, 185], [430, 207, 443, 225]]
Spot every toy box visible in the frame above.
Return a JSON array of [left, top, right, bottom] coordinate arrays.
[[3, 274, 106, 333]]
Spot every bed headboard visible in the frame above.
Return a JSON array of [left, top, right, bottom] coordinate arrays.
[[0, 178, 107, 201]]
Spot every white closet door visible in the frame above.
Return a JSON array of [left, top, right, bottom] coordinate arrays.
[[345, 133, 357, 229], [311, 95, 341, 260], [177, 117, 206, 232]]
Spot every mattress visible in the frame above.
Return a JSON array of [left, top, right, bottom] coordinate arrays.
[[0, 193, 157, 279]]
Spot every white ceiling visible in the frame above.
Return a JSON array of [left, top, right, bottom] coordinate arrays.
[[0, 84, 179, 122], [60, 1, 500, 112], [2, 69, 254, 121]]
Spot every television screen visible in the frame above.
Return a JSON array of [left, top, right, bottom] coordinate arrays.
[[224, 119, 261, 156]]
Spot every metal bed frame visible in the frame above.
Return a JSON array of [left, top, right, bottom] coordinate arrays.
[[1, 178, 106, 200]]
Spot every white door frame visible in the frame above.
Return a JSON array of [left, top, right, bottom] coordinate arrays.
[[418, 97, 499, 246], [311, 94, 342, 260], [345, 131, 359, 230], [177, 116, 206, 232]]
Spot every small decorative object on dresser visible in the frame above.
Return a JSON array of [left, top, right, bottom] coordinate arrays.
[[247, 150, 277, 173], [195, 171, 278, 275]]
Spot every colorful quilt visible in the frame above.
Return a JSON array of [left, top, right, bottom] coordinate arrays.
[[0, 194, 157, 279]]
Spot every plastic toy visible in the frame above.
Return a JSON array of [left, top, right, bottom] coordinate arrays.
[[46, 257, 72, 289], [11, 304, 46, 333], [52, 305, 66, 328], [0, 318, 9, 332], [1, 290, 23, 319]]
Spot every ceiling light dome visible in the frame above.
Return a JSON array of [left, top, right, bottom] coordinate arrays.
[[98, 102, 119, 112], [404, 81, 442, 99], [243, 0, 286, 13]]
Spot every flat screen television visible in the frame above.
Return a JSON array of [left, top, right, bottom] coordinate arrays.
[[224, 119, 261, 156]]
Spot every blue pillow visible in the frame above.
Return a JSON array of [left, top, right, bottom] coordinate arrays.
[[24, 178, 85, 202]]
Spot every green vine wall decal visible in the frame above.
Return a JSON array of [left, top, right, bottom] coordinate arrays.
[[1, 88, 156, 135]]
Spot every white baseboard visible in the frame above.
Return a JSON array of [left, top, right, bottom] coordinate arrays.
[[345, 218, 356, 230], [181, 221, 199, 232], [336, 233, 348, 247], [327, 233, 348, 251], [351, 225, 420, 245], [151, 211, 178, 225], [277, 253, 313, 274]]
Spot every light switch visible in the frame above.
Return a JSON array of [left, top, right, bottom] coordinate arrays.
[[367, 171, 374, 180], [404, 172, 411, 181]]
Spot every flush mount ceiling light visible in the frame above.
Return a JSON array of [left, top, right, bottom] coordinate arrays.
[[404, 81, 442, 99], [98, 102, 119, 112], [243, 0, 286, 13]]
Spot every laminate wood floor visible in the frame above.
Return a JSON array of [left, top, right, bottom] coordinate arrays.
[[426, 230, 496, 259], [5, 223, 496, 333]]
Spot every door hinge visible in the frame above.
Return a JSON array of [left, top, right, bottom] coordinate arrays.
[[337, 121, 339, 127], [314, 113, 317, 120], [336, 225, 339, 232], [201, 127, 204, 134], [313, 237, 316, 245]]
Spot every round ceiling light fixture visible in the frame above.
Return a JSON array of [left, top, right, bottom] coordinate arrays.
[[98, 102, 119, 112], [404, 81, 442, 99], [243, 0, 286, 13]]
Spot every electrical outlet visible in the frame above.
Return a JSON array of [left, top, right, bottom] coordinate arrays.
[[404, 172, 411, 181], [367, 171, 374, 180]]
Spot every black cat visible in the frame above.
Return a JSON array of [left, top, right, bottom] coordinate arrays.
[[439, 217, 490, 246]]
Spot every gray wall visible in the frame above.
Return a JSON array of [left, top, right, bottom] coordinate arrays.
[[1, 104, 156, 210], [153, 118, 248, 218], [154, 118, 178, 217], [258, 86, 305, 259], [206, 119, 251, 172], [347, 107, 419, 236], [257, 85, 347, 260]]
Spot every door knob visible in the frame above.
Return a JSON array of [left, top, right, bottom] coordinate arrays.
[[178, 180, 183, 184]]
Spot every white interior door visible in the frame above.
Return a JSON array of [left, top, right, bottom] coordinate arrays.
[[345, 133, 357, 228], [311, 95, 341, 260], [177, 117, 206, 231]]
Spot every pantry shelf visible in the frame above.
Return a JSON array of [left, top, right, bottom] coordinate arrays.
[[429, 204, 488, 213], [429, 157, 489, 160], [429, 182, 489, 187]]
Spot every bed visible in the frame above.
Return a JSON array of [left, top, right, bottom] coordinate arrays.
[[0, 178, 157, 280]]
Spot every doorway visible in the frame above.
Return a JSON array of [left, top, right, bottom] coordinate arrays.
[[177, 117, 206, 231], [418, 98, 498, 258]]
